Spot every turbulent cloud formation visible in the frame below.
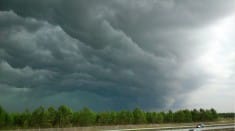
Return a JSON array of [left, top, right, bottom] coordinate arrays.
[[0, 0, 234, 112]]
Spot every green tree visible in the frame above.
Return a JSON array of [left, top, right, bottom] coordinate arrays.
[[0, 105, 221, 128], [164, 110, 174, 123], [0, 106, 7, 128], [116, 110, 134, 124], [199, 108, 206, 121], [174, 110, 185, 122], [133, 108, 146, 124], [20, 109, 32, 128], [31, 106, 49, 127], [146, 112, 163, 124], [12, 113, 21, 127], [47, 106, 57, 127], [97, 112, 114, 125], [57, 105, 73, 127], [96, 111, 118, 125], [183, 109, 192, 122], [4, 113, 14, 127], [146, 112, 152, 123], [191, 109, 200, 122], [210, 108, 218, 120], [109, 112, 117, 125], [219, 113, 234, 118], [8, 110, 31, 128], [151, 112, 158, 123], [71, 111, 79, 126], [156, 112, 164, 123], [77, 107, 96, 126]]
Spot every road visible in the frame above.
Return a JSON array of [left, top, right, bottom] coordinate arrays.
[[105, 123, 235, 131], [174, 125, 234, 131]]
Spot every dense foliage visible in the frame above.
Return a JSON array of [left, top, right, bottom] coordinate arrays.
[[218, 113, 235, 118], [0, 105, 219, 129]]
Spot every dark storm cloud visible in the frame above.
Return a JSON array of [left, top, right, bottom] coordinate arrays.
[[0, 0, 234, 111]]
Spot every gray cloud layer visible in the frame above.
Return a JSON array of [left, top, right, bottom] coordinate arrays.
[[0, 0, 234, 111]]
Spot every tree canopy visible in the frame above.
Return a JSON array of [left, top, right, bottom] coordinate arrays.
[[0, 105, 220, 129]]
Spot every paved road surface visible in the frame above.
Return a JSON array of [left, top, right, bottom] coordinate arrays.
[[173, 125, 234, 131], [105, 124, 235, 131]]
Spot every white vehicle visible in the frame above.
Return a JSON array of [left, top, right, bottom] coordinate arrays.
[[196, 123, 205, 128]]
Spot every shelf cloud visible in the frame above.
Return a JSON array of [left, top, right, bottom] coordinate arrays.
[[0, 0, 234, 112]]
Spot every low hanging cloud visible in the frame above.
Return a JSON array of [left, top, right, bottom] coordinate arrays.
[[0, 0, 235, 111]]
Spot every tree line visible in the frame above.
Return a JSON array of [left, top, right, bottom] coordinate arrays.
[[218, 113, 235, 118], [0, 105, 219, 129]]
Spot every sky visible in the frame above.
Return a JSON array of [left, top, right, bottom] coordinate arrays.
[[0, 0, 234, 112]]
